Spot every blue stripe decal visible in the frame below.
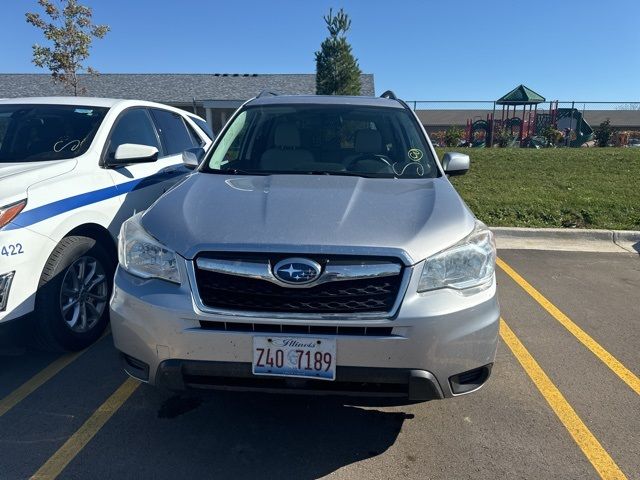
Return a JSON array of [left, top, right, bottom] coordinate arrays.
[[4, 169, 186, 231]]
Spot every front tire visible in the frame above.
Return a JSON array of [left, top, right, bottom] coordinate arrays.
[[33, 236, 114, 352]]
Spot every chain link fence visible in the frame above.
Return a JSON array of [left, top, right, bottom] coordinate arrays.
[[408, 100, 640, 147]]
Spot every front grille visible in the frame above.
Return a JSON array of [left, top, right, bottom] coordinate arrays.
[[199, 320, 394, 336], [176, 362, 410, 397], [193, 254, 404, 316], [183, 374, 407, 397]]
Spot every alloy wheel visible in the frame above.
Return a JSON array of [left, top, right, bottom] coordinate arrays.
[[59, 256, 108, 333]]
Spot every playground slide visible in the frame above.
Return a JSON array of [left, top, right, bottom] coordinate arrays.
[[470, 119, 489, 147], [556, 108, 594, 147]]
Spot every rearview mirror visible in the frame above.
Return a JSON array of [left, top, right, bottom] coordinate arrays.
[[442, 152, 470, 176], [112, 144, 159, 166], [182, 147, 205, 170]]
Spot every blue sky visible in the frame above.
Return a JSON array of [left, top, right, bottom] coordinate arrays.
[[1, 0, 639, 101]]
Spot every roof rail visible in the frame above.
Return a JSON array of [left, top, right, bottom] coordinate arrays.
[[380, 90, 398, 100], [257, 90, 279, 98], [380, 90, 413, 111]]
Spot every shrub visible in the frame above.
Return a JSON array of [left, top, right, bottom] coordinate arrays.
[[542, 127, 564, 147], [493, 127, 515, 147], [594, 119, 615, 147], [430, 130, 446, 146], [444, 126, 464, 147]]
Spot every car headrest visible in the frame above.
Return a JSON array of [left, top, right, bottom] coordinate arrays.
[[274, 123, 301, 148], [354, 129, 382, 154]]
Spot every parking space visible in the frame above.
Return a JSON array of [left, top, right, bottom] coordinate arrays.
[[1, 249, 638, 480]]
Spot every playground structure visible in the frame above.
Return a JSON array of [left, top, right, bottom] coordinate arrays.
[[465, 85, 594, 147]]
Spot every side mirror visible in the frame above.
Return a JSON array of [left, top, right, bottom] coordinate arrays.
[[112, 144, 159, 166], [182, 147, 205, 170], [442, 152, 470, 176]]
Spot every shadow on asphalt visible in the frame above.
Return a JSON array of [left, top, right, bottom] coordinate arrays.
[[0, 319, 61, 400], [0, 316, 30, 353], [72, 385, 413, 479], [2, 320, 412, 478]]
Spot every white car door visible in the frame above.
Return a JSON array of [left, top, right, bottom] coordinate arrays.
[[104, 107, 178, 223]]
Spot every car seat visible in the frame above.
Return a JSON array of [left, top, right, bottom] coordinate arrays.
[[344, 129, 390, 173], [260, 123, 314, 171]]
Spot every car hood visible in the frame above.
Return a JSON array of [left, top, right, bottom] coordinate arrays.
[[142, 173, 476, 264], [0, 160, 76, 205]]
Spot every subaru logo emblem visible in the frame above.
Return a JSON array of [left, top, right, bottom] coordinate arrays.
[[273, 258, 321, 285]]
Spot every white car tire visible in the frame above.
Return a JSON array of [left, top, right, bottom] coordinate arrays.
[[33, 236, 114, 352]]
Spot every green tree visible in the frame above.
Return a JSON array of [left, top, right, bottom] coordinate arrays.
[[315, 8, 362, 95], [26, 0, 109, 96], [594, 119, 615, 147]]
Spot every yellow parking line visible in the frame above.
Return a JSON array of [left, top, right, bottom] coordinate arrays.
[[500, 319, 627, 480], [0, 352, 84, 418], [497, 257, 640, 396], [30, 377, 139, 480], [0, 330, 111, 418]]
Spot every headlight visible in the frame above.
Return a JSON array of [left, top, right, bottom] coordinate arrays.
[[417, 221, 496, 292], [118, 213, 181, 284], [0, 199, 27, 229]]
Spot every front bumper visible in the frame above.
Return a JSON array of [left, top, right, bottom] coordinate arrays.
[[132, 358, 447, 402], [111, 262, 500, 400], [0, 224, 56, 324]]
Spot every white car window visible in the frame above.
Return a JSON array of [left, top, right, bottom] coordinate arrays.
[[106, 109, 160, 160], [151, 109, 200, 155], [0, 104, 108, 162]]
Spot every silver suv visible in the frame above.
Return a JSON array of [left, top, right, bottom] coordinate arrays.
[[110, 92, 499, 403]]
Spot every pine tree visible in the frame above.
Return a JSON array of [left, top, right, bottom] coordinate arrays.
[[315, 8, 362, 95]]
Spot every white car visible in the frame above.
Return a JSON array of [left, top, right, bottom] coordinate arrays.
[[0, 97, 212, 350]]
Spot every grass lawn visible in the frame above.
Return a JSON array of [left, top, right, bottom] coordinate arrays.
[[436, 147, 640, 230]]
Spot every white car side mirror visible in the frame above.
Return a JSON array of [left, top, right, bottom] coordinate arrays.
[[113, 144, 159, 164]]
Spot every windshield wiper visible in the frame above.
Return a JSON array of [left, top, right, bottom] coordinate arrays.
[[303, 170, 381, 178], [207, 168, 270, 176], [206, 169, 394, 178]]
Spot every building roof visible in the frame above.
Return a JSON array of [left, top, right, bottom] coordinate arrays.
[[0, 73, 376, 104], [415, 109, 640, 129], [248, 94, 403, 108], [579, 110, 640, 128], [496, 84, 545, 105]]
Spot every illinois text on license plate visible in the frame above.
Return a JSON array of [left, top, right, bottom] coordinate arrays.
[[252, 336, 336, 381]]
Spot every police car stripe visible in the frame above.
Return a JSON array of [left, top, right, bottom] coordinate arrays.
[[3, 170, 185, 231]]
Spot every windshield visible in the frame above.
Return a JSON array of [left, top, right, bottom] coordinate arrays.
[[203, 104, 439, 178], [0, 104, 109, 162]]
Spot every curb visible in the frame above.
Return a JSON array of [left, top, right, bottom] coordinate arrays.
[[491, 227, 640, 254]]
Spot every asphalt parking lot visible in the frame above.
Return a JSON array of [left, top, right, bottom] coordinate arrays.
[[1, 249, 638, 480]]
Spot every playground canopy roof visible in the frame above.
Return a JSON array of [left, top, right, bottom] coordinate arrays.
[[497, 84, 545, 105]]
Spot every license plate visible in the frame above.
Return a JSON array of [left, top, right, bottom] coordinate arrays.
[[252, 336, 336, 381]]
